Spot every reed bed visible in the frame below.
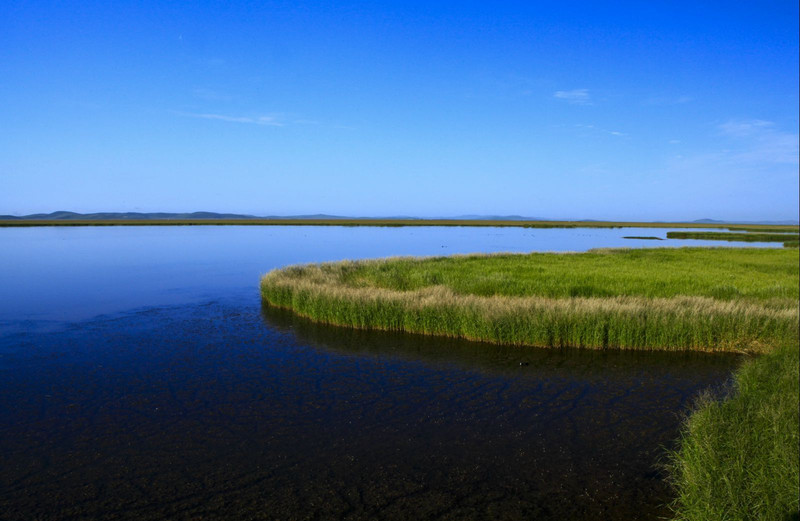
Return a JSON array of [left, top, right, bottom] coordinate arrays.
[[666, 231, 800, 244], [260, 248, 799, 353]]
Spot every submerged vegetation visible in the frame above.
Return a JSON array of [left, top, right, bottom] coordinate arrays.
[[666, 231, 800, 245], [670, 343, 799, 520], [261, 248, 799, 353]]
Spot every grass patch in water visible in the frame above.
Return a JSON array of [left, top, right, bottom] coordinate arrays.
[[260, 247, 798, 353], [623, 235, 663, 240], [667, 231, 800, 244]]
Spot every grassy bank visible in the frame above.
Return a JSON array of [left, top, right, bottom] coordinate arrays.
[[262, 247, 799, 518], [670, 342, 799, 520], [260, 248, 798, 353], [1, 218, 798, 232], [666, 231, 800, 245]]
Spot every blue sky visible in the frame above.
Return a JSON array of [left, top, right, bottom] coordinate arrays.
[[1, 1, 798, 221]]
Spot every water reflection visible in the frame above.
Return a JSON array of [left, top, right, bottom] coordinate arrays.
[[263, 303, 740, 381], [259, 304, 741, 520], [0, 300, 740, 520], [0, 225, 780, 325]]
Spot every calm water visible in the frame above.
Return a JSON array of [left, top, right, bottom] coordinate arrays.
[[0, 226, 758, 520]]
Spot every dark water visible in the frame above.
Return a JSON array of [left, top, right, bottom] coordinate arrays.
[[0, 226, 747, 520]]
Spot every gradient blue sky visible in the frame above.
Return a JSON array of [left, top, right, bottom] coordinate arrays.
[[2, 1, 798, 220]]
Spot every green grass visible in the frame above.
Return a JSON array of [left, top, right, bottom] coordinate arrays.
[[666, 231, 800, 244], [0, 217, 798, 232], [669, 342, 799, 520], [261, 248, 799, 353], [725, 226, 800, 233]]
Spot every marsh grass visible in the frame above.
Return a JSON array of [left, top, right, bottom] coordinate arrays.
[[260, 248, 799, 353], [666, 231, 800, 244], [669, 342, 800, 520]]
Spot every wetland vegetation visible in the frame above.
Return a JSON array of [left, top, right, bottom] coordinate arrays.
[[666, 231, 800, 245], [670, 342, 799, 520], [1, 217, 798, 233], [262, 246, 800, 519], [261, 247, 798, 353]]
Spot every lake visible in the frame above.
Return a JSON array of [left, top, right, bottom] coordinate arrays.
[[0, 226, 766, 520]]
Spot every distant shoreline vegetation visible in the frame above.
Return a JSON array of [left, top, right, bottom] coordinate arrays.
[[667, 231, 800, 248], [1, 216, 798, 233]]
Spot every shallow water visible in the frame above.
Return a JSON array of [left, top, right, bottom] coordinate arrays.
[[0, 226, 751, 519]]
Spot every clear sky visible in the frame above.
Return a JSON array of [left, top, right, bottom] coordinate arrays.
[[1, 1, 798, 221]]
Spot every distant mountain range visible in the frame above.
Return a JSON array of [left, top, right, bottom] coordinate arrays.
[[0, 211, 796, 225], [0, 211, 351, 220], [448, 214, 550, 221], [690, 218, 799, 225]]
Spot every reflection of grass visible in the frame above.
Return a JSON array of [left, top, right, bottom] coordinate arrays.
[[667, 231, 800, 244], [261, 248, 798, 353], [670, 343, 799, 520]]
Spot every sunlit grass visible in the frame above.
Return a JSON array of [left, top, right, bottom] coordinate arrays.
[[669, 342, 799, 520], [260, 248, 798, 353]]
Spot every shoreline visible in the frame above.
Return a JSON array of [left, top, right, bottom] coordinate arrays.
[[1, 218, 798, 233], [259, 246, 800, 519], [259, 248, 798, 354]]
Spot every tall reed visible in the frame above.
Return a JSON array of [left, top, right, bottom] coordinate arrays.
[[261, 248, 799, 353]]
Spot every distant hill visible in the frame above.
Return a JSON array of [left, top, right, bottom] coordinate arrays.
[[692, 218, 726, 224], [0, 211, 260, 220], [451, 215, 548, 221], [691, 218, 799, 225], [0, 211, 354, 220]]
